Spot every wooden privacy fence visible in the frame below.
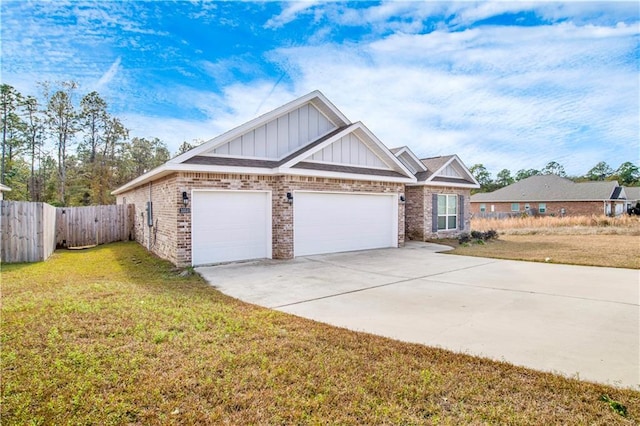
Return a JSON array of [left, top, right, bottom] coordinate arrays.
[[56, 204, 134, 248], [1, 201, 57, 263], [1, 202, 134, 263]]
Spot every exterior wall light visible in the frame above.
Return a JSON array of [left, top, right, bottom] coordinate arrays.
[[182, 191, 189, 206], [286, 192, 293, 204], [400, 195, 405, 202]]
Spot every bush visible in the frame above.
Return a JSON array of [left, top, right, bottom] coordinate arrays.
[[458, 229, 498, 245], [458, 233, 472, 244]]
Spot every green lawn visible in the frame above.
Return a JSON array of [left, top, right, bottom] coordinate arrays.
[[2, 242, 638, 424]]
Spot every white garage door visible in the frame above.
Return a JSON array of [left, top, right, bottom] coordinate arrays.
[[294, 192, 397, 256], [191, 191, 271, 266]]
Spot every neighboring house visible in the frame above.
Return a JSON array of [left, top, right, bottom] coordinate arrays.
[[470, 174, 629, 217], [0, 183, 11, 200], [624, 186, 640, 212], [113, 91, 478, 267]]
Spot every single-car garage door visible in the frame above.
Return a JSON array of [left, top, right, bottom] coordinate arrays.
[[192, 190, 272, 266], [294, 191, 397, 256]]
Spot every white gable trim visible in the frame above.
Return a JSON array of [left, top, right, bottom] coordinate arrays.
[[392, 146, 427, 172], [279, 122, 415, 180], [408, 181, 480, 189], [426, 155, 480, 187], [170, 90, 351, 165]]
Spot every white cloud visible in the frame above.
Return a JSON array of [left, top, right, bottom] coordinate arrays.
[[95, 57, 121, 91], [264, 1, 321, 29], [258, 21, 639, 175]]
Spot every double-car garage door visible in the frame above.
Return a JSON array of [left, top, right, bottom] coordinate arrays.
[[192, 190, 398, 266]]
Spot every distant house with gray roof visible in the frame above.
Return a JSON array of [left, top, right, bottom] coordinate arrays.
[[470, 174, 632, 217]]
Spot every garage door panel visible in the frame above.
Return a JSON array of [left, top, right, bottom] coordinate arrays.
[[294, 192, 397, 256], [192, 191, 271, 265]]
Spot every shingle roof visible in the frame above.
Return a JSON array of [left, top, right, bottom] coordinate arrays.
[[625, 186, 640, 201], [471, 175, 622, 202], [421, 156, 453, 173]]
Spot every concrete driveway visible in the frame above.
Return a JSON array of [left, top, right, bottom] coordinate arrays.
[[197, 242, 639, 389]]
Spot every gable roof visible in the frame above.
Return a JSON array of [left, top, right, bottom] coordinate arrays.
[[113, 91, 416, 194], [413, 155, 479, 188], [624, 186, 640, 201], [471, 174, 624, 202]]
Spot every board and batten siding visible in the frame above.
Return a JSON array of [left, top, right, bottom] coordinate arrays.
[[212, 103, 336, 158], [310, 133, 387, 168], [1, 201, 56, 263]]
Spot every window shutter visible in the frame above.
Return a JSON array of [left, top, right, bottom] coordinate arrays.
[[458, 194, 465, 231], [432, 194, 438, 232]]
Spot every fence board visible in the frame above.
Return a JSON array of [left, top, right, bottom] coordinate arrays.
[[1, 202, 133, 263], [1, 201, 56, 263], [56, 204, 133, 248]]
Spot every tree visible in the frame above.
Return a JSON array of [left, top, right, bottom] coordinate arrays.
[[495, 169, 514, 188], [469, 164, 492, 192], [21, 96, 45, 201], [515, 169, 540, 181], [541, 161, 566, 177], [45, 82, 78, 205], [615, 162, 640, 186], [584, 161, 614, 181], [0, 84, 24, 185], [118, 137, 170, 185], [78, 91, 108, 163]]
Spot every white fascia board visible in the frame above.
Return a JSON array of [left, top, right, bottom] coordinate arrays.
[[393, 146, 427, 172], [425, 154, 480, 187], [111, 163, 279, 195], [279, 167, 416, 184], [354, 123, 417, 179], [170, 90, 351, 165], [282, 122, 416, 179], [409, 181, 480, 189], [112, 164, 171, 195]]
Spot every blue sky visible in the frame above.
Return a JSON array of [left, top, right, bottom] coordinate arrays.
[[1, 1, 638, 177]]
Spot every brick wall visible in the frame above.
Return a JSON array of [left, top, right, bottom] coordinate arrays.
[[118, 172, 404, 267], [116, 174, 178, 264], [470, 201, 607, 217], [405, 185, 472, 240], [405, 186, 425, 240]]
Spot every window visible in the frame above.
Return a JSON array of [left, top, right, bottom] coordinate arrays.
[[511, 203, 520, 212], [437, 194, 458, 230], [480, 203, 486, 213], [539, 203, 546, 214]]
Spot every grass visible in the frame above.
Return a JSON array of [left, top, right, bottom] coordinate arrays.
[[2, 242, 640, 424], [436, 215, 640, 269], [472, 214, 640, 236], [443, 234, 640, 269]]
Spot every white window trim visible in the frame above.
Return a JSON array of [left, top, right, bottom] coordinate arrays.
[[437, 194, 458, 231], [511, 203, 520, 212]]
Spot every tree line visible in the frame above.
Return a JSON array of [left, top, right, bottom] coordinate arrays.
[[469, 160, 640, 194], [0, 82, 191, 206], [3, 81, 637, 203]]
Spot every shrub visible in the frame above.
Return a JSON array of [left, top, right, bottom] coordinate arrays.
[[458, 233, 472, 244], [459, 230, 498, 245]]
